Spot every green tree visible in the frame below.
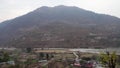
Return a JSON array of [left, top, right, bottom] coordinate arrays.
[[26, 48, 32, 53], [3, 52, 10, 62], [100, 51, 117, 68], [39, 53, 44, 60], [46, 53, 49, 60], [0, 52, 10, 62]]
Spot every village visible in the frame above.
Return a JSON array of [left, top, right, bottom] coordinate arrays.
[[0, 48, 120, 68]]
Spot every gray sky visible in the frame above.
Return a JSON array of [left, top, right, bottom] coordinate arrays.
[[0, 0, 120, 22]]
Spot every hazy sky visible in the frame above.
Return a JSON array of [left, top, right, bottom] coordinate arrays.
[[0, 0, 120, 22]]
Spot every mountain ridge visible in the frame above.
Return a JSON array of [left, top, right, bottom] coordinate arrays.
[[0, 5, 120, 48]]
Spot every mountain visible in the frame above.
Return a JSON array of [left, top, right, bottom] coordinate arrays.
[[0, 5, 120, 48]]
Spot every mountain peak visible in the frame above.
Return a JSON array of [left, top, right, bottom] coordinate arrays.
[[54, 5, 69, 8], [54, 5, 80, 10], [35, 6, 51, 11], [0, 5, 120, 48], [35, 5, 80, 11]]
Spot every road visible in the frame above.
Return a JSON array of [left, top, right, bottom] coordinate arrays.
[[95, 63, 104, 68], [73, 52, 104, 68]]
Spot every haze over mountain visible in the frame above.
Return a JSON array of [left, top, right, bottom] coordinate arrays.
[[0, 5, 120, 48]]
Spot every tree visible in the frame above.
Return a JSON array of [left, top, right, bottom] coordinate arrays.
[[46, 53, 49, 60], [100, 51, 117, 68], [26, 48, 32, 53], [3, 52, 10, 62], [0, 52, 10, 62], [39, 53, 44, 60]]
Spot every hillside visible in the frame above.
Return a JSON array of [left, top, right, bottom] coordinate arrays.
[[0, 5, 120, 48]]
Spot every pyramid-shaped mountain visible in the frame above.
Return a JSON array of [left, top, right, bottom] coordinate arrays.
[[0, 5, 120, 48]]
